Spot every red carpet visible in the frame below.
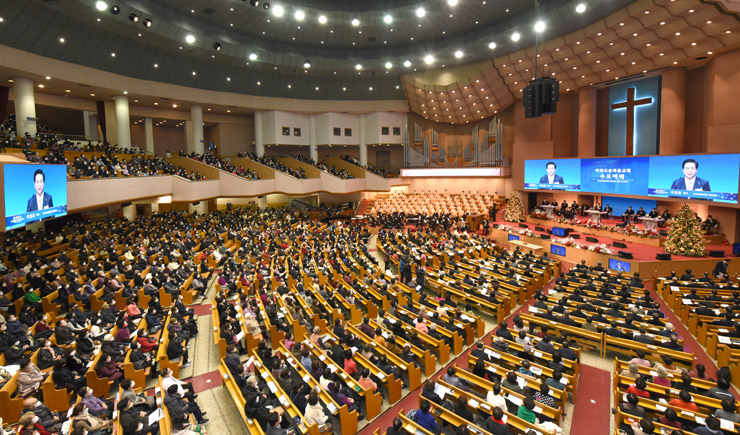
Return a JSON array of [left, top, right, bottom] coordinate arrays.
[[493, 219, 732, 262], [570, 365, 612, 435]]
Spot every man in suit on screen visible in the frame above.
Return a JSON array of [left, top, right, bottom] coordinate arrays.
[[539, 162, 564, 184], [26, 169, 54, 212], [671, 158, 711, 191]]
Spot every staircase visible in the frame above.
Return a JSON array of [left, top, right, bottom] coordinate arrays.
[[356, 199, 373, 216], [495, 205, 507, 221]]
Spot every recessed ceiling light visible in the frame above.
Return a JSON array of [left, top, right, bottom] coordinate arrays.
[[303, 60, 311, 68], [172, 104, 177, 108], [424, 54, 434, 64], [90, 93, 96, 96], [575, 3, 586, 13], [369, 86, 373, 91], [37, 84, 44, 88], [403, 60, 412, 67], [355, 63, 363, 70], [153, 63, 158, 68], [416, 7, 426, 17], [95, 1, 107, 11], [65, 89, 71, 93], [272, 5, 284, 17], [294, 10, 305, 21], [45, 76, 51, 80], [249, 53, 258, 61], [448, 0, 458, 5], [351, 18, 360, 26], [226, 77, 231, 81], [385, 61, 393, 69], [58, 37, 65, 43], [454, 50, 464, 58], [185, 34, 195, 44], [534, 20, 546, 33], [488, 42, 496, 49], [511, 32, 520, 41], [154, 102, 158, 105], [192, 71, 197, 75], [111, 52, 116, 57], [384, 15, 393, 24], [318, 15, 327, 24], [123, 91, 128, 94]]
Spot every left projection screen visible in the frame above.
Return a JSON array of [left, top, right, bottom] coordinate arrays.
[[4, 164, 68, 230]]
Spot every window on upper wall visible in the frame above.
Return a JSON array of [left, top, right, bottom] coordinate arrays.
[[381, 127, 390, 135], [333, 127, 341, 136], [293, 128, 301, 137], [393, 127, 401, 136], [344, 128, 352, 137], [282, 127, 290, 136]]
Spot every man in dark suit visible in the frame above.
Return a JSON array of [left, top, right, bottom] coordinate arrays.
[[539, 161, 564, 184], [670, 158, 711, 191], [26, 168, 54, 212], [713, 259, 730, 279]]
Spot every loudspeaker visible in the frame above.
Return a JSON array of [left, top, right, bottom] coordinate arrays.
[[121, 202, 132, 207], [709, 250, 725, 258], [570, 234, 580, 239], [547, 230, 553, 234], [192, 201, 200, 206], [656, 253, 672, 260], [616, 222, 627, 228], [492, 224, 499, 229], [535, 226, 545, 232], [540, 234, 550, 240], [586, 237, 599, 243], [618, 251, 634, 259], [613, 241, 627, 249], [659, 230, 668, 236], [519, 223, 528, 228], [523, 77, 560, 118]]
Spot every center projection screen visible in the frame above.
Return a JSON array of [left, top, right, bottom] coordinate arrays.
[[524, 154, 740, 204]]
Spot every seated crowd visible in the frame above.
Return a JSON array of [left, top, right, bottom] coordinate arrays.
[[181, 151, 260, 180], [371, 192, 498, 217], [341, 154, 391, 178], [289, 154, 355, 179], [238, 153, 307, 179]]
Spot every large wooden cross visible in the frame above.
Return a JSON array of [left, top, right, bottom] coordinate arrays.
[[610, 87, 653, 155]]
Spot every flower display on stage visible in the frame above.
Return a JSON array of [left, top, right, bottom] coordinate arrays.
[[530, 210, 548, 220], [587, 244, 614, 255], [528, 214, 660, 239], [504, 191, 525, 222], [665, 204, 706, 257]]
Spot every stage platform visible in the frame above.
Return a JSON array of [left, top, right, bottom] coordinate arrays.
[[490, 219, 738, 278]]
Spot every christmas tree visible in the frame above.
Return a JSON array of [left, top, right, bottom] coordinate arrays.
[[504, 191, 525, 223], [664, 204, 706, 257]]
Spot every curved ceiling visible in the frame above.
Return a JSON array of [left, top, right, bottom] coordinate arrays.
[[404, 0, 740, 124], [0, 0, 631, 101]]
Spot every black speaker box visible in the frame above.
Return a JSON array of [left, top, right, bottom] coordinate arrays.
[[659, 230, 668, 236], [616, 222, 627, 228], [570, 234, 580, 239], [121, 202, 132, 207], [586, 237, 599, 243], [613, 241, 627, 249], [535, 226, 545, 232], [519, 223, 528, 228], [618, 251, 634, 259], [709, 250, 725, 258], [192, 201, 200, 206], [492, 224, 499, 229], [547, 230, 553, 234], [656, 253, 672, 260], [540, 234, 550, 240]]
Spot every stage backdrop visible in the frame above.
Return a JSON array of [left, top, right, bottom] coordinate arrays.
[[608, 76, 661, 156], [601, 196, 657, 217]]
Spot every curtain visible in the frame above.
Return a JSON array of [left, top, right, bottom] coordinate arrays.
[[96, 100, 107, 143]]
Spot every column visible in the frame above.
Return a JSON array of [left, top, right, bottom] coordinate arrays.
[[660, 68, 686, 155], [121, 204, 136, 221], [359, 114, 368, 166], [577, 87, 597, 158], [191, 105, 204, 154], [185, 121, 194, 153], [13, 77, 37, 137], [257, 196, 267, 209], [254, 111, 265, 157], [144, 118, 154, 154], [114, 95, 131, 148], [309, 114, 318, 161], [104, 101, 118, 145], [83, 110, 93, 138]]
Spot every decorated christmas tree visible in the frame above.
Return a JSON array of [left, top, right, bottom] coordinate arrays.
[[504, 191, 525, 223], [664, 204, 706, 257]]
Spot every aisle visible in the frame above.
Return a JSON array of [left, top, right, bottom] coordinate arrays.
[[570, 365, 612, 435]]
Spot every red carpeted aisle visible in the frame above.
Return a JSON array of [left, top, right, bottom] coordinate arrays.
[[570, 365, 612, 435]]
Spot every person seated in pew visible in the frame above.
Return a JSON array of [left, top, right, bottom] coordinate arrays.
[[680, 269, 695, 281], [604, 321, 624, 339], [632, 328, 654, 345], [707, 377, 734, 401], [625, 377, 651, 399], [631, 418, 656, 435], [165, 384, 209, 426], [414, 399, 439, 434], [694, 416, 724, 435], [517, 396, 537, 425], [69, 401, 113, 433], [535, 335, 556, 354], [444, 367, 470, 392], [118, 396, 160, 435], [714, 397, 740, 423], [668, 389, 699, 412]]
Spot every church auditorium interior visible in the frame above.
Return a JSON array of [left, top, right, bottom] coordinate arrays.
[[1, 0, 740, 434]]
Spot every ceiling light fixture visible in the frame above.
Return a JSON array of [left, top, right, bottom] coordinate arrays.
[[128, 13, 138, 23], [351, 18, 360, 26], [249, 53, 258, 60], [250, 0, 260, 6], [294, 10, 305, 21], [534, 20, 545, 33], [575, 3, 586, 13], [424, 54, 434, 64], [318, 15, 327, 24], [488, 41, 496, 49], [213, 42, 221, 51], [185, 34, 195, 44], [416, 7, 426, 17], [448, 0, 458, 5], [403, 60, 412, 67], [110, 5, 120, 14], [143, 18, 152, 27], [59, 37, 65, 43], [303, 60, 311, 68], [383, 15, 393, 24], [95, 1, 108, 11], [454, 50, 464, 58], [355, 63, 363, 70], [385, 61, 393, 69], [262, 2, 270, 10], [511, 32, 520, 41], [272, 5, 284, 17]]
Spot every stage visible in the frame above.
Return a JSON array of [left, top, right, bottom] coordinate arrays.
[[489, 219, 737, 278]]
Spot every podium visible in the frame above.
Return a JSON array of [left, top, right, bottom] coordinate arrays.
[[638, 216, 663, 231], [540, 205, 556, 218], [585, 210, 607, 224]]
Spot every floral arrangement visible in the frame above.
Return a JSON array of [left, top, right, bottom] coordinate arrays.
[[528, 213, 660, 239]]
